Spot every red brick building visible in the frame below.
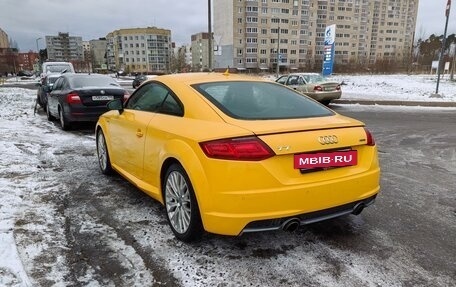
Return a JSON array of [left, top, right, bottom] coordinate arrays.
[[17, 51, 39, 71]]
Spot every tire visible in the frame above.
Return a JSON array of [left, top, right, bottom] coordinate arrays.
[[96, 129, 113, 175], [46, 101, 56, 121], [163, 163, 203, 242], [321, 100, 331, 106], [36, 95, 43, 108], [59, 107, 71, 130]]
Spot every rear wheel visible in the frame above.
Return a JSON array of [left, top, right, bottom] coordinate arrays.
[[59, 107, 71, 130], [163, 163, 203, 242], [96, 129, 113, 175], [321, 100, 331, 106]]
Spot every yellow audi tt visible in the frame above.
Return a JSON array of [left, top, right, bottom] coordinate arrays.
[[95, 72, 380, 242]]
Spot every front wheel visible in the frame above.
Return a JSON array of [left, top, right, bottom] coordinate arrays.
[[59, 107, 71, 130], [163, 163, 203, 242], [46, 101, 56, 121], [96, 129, 113, 175]]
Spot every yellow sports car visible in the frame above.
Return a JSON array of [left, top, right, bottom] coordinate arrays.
[[96, 72, 380, 242]]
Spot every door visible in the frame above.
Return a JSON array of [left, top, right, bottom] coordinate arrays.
[[108, 82, 172, 180]]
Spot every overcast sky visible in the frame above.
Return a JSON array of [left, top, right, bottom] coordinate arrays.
[[1, 0, 455, 52]]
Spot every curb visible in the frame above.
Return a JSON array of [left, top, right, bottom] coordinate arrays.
[[333, 99, 456, 108]]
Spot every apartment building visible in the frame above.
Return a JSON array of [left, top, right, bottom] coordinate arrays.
[[214, 0, 419, 72], [191, 32, 213, 71], [45, 32, 84, 62], [0, 28, 9, 48], [106, 27, 172, 74], [17, 51, 39, 71]]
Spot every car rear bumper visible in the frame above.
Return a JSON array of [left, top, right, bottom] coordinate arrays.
[[199, 167, 380, 236], [304, 91, 341, 102], [64, 106, 109, 122]]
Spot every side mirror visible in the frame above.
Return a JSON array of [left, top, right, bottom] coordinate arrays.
[[107, 99, 124, 114]]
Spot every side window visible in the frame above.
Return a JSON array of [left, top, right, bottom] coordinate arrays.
[[287, 75, 299, 85], [297, 77, 305, 85], [126, 82, 183, 116], [61, 79, 70, 90], [52, 78, 63, 91], [160, 94, 183, 116], [276, 76, 287, 84]]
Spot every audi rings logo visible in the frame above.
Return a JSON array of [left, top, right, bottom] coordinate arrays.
[[318, 135, 338, 145]]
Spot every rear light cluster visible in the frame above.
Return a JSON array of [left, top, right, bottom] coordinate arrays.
[[66, 92, 81, 104], [314, 85, 341, 91], [364, 128, 376, 146], [200, 137, 275, 161]]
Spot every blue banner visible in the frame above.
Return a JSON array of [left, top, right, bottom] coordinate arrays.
[[322, 25, 336, 76]]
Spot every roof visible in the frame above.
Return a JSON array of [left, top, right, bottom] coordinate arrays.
[[150, 72, 265, 86]]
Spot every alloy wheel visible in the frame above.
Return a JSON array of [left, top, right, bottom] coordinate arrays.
[[165, 171, 192, 234]]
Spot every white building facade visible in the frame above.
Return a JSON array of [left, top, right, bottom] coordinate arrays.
[[106, 27, 172, 74], [213, 0, 419, 72]]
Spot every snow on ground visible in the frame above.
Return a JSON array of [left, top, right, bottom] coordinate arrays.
[[331, 74, 456, 102]]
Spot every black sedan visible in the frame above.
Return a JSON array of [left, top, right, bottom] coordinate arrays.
[[46, 74, 129, 130]]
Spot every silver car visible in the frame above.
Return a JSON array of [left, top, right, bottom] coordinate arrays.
[[276, 73, 341, 105]]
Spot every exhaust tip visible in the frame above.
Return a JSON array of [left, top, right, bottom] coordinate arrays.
[[282, 218, 300, 232], [352, 203, 365, 215]]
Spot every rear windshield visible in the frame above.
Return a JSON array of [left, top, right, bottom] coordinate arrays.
[[193, 81, 334, 120], [69, 76, 119, 88], [303, 74, 326, 83], [45, 65, 72, 73]]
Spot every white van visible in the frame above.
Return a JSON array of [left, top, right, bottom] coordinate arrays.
[[41, 62, 75, 77]]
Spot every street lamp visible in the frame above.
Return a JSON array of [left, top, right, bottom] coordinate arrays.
[[36, 37, 42, 53], [36, 37, 43, 72], [276, 22, 280, 77]]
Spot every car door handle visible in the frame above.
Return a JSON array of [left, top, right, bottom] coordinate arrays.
[[136, 129, 144, 138]]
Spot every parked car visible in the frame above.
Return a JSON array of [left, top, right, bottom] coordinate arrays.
[[95, 72, 380, 242], [36, 73, 60, 111], [17, 70, 34, 77], [276, 73, 341, 105], [132, 74, 156, 89], [46, 74, 129, 130], [41, 61, 75, 79]]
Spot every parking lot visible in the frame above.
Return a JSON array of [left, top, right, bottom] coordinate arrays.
[[1, 87, 455, 286]]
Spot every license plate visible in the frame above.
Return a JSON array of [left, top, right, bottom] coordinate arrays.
[[92, 95, 114, 101], [294, 150, 357, 169]]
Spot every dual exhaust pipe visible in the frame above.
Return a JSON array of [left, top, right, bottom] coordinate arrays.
[[280, 202, 366, 232]]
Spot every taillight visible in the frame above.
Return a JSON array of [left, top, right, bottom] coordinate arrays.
[[336, 84, 341, 91], [66, 92, 81, 104], [200, 137, 275, 161], [364, 128, 376, 146], [314, 85, 323, 91], [123, 91, 130, 102]]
